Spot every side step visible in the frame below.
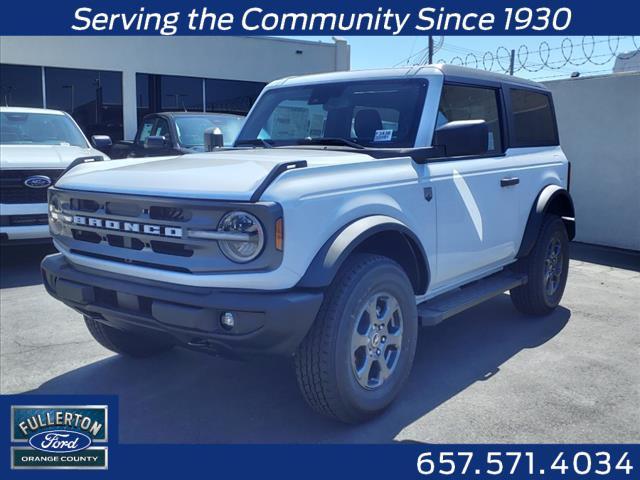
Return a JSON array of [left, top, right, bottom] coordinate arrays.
[[418, 270, 527, 326]]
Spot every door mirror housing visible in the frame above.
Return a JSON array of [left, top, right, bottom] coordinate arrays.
[[434, 120, 489, 157], [144, 135, 167, 149], [204, 127, 224, 151], [91, 135, 112, 151]]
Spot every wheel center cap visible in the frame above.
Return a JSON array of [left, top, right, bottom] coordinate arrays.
[[371, 333, 381, 347]]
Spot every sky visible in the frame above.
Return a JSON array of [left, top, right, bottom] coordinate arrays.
[[291, 36, 638, 81]]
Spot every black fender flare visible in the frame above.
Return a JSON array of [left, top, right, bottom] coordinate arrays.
[[517, 184, 576, 258], [297, 215, 430, 295]]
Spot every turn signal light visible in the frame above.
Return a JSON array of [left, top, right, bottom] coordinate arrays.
[[275, 218, 284, 251]]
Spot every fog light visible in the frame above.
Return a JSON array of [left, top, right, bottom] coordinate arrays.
[[220, 312, 235, 330]]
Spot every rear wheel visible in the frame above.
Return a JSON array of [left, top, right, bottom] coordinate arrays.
[[84, 316, 174, 357], [510, 215, 569, 316], [295, 254, 418, 423]]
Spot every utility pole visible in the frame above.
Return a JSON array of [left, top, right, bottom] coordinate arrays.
[[428, 36, 434, 64], [509, 49, 515, 75]]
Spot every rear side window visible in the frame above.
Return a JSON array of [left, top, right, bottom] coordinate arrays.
[[509, 89, 558, 147], [437, 84, 503, 154]]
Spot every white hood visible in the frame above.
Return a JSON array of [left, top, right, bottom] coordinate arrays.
[[54, 148, 373, 201], [0, 144, 105, 170]]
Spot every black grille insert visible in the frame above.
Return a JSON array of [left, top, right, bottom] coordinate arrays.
[[150, 241, 194, 257], [72, 229, 101, 243], [149, 206, 191, 222], [0, 214, 49, 226], [0, 169, 64, 204], [106, 234, 145, 250], [106, 202, 142, 217], [70, 198, 100, 212]]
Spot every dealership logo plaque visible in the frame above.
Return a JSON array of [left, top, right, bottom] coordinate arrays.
[[10, 405, 109, 469]]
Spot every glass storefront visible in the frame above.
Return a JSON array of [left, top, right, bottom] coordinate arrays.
[[0, 64, 43, 108], [205, 78, 264, 114], [137, 73, 265, 125], [0, 64, 124, 141], [2, 64, 265, 142], [45, 67, 123, 141]]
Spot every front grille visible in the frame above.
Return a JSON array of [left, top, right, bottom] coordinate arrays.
[[0, 214, 49, 226], [0, 169, 64, 204], [51, 188, 283, 274]]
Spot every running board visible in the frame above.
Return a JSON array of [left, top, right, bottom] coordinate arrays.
[[418, 271, 528, 326]]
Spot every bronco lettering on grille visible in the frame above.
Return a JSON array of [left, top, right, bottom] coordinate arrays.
[[71, 215, 183, 238]]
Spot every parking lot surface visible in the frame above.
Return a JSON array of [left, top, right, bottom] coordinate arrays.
[[1, 243, 638, 443]]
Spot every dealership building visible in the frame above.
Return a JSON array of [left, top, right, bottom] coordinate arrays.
[[0, 36, 350, 141]]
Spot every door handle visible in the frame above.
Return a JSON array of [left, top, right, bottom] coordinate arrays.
[[500, 177, 520, 187]]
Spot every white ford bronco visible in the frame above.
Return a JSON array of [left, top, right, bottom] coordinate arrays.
[[42, 65, 574, 423]]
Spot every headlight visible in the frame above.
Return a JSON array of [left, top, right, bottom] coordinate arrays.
[[48, 195, 63, 234], [216, 211, 265, 263]]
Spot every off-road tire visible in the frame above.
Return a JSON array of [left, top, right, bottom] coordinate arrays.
[[510, 215, 569, 316], [84, 316, 174, 357], [295, 253, 418, 423]]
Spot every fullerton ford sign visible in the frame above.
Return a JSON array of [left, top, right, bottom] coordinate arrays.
[[69, 215, 183, 238], [11, 404, 109, 470]]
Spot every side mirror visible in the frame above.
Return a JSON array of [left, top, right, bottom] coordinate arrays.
[[434, 120, 489, 157], [91, 135, 112, 151], [144, 135, 167, 149], [204, 127, 224, 151]]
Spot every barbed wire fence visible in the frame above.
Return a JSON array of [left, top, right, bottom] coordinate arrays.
[[394, 36, 640, 80]]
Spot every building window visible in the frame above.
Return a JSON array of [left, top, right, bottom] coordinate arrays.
[[509, 89, 559, 147], [0, 64, 43, 108], [136, 74, 266, 125], [205, 79, 265, 114], [136, 73, 204, 125], [160, 75, 203, 112], [45, 67, 123, 141], [438, 84, 503, 154]]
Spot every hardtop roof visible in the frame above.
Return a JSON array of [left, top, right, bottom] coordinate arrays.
[[271, 64, 548, 91]]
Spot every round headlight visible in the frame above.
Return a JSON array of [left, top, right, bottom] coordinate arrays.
[[217, 211, 265, 263]]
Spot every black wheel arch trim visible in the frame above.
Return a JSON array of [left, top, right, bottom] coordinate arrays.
[[517, 184, 575, 258], [297, 215, 430, 295]]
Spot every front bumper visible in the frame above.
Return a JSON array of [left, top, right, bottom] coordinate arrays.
[[41, 254, 323, 357], [1, 202, 51, 243], [1, 225, 51, 244]]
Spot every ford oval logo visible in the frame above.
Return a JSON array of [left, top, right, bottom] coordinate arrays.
[[24, 175, 52, 189], [28, 429, 92, 453]]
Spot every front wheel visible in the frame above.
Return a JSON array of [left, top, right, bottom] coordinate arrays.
[[295, 254, 418, 423], [510, 215, 570, 316]]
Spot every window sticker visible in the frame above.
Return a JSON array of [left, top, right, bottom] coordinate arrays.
[[373, 129, 393, 142], [488, 131, 495, 151]]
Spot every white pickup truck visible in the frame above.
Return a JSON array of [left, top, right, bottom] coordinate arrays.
[[42, 65, 575, 422], [1, 107, 109, 244]]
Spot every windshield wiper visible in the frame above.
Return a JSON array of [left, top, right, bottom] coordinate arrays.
[[234, 139, 274, 148], [296, 138, 366, 149]]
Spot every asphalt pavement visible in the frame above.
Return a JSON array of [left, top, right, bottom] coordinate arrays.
[[1, 242, 638, 443]]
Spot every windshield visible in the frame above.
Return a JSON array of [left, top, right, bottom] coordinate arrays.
[[235, 79, 428, 149], [0, 112, 88, 147], [174, 115, 244, 149]]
